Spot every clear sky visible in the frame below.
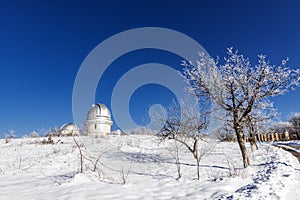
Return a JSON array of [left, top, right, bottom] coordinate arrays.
[[1, 0, 300, 137]]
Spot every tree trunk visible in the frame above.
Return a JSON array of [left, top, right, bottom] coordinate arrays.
[[250, 139, 258, 152], [233, 109, 251, 168], [196, 158, 200, 180], [175, 157, 181, 179], [248, 116, 258, 151], [193, 139, 200, 180], [249, 132, 258, 152], [236, 129, 251, 168]]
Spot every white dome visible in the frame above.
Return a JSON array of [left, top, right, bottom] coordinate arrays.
[[59, 123, 79, 136], [87, 104, 111, 120], [60, 123, 78, 131], [85, 103, 113, 136]]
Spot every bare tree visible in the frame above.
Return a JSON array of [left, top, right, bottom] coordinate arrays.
[[169, 139, 183, 179], [84, 149, 109, 175], [244, 100, 278, 151], [270, 121, 292, 133], [5, 129, 16, 143], [119, 162, 132, 185], [288, 113, 300, 139], [182, 48, 300, 168], [73, 136, 84, 173], [160, 99, 211, 180], [214, 121, 236, 142]]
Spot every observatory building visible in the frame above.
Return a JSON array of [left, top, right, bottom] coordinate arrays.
[[85, 104, 113, 136], [59, 123, 80, 136]]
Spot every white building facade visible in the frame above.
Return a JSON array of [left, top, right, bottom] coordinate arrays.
[[85, 104, 113, 136]]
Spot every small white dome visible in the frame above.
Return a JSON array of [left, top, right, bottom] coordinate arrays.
[[87, 104, 111, 120], [60, 123, 78, 131], [59, 123, 80, 136]]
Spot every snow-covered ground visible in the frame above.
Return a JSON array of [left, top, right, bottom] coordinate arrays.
[[0, 135, 299, 200]]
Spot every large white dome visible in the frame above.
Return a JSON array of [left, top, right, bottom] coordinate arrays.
[[85, 103, 113, 136], [87, 104, 111, 120]]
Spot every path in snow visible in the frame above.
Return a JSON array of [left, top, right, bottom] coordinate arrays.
[[281, 144, 300, 200]]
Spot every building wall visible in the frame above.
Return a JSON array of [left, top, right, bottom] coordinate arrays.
[[87, 123, 111, 135], [86, 117, 112, 136], [60, 129, 79, 136], [85, 104, 113, 136]]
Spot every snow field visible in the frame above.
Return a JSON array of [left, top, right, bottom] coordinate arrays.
[[0, 135, 299, 200]]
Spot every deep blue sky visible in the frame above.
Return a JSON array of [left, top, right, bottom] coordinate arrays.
[[1, 0, 300, 136]]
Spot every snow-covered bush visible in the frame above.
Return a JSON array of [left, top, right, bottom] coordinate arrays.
[[5, 129, 16, 143], [30, 131, 39, 138], [127, 127, 157, 135], [213, 127, 236, 142]]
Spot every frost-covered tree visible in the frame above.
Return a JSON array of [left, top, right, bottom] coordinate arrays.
[[213, 99, 277, 148], [244, 99, 278, 151], [270, 121, 292, 134], [159, 98, 212, 180], [287, 113, 300, 139], [182, 48, 300, 168]]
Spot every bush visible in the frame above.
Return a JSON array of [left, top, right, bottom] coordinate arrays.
[[30, 131, 39, 138], [214, 128, 236, 142]]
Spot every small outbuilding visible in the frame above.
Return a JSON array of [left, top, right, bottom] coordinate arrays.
[[59, 123, 80, 136]]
